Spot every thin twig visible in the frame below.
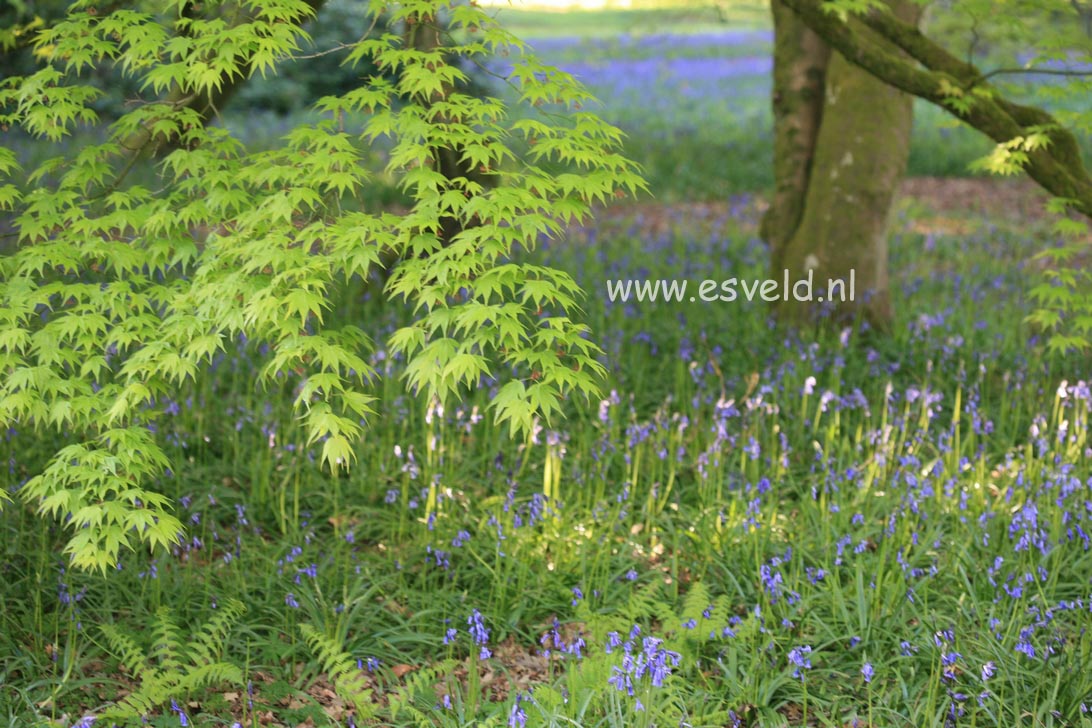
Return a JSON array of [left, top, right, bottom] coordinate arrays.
[[980, 66, 1092, 81]]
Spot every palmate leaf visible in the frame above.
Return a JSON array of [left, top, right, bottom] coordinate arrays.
[[1, 0, 644, 570]]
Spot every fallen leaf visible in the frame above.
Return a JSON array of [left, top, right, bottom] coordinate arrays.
[[391, 663, 416, 678]]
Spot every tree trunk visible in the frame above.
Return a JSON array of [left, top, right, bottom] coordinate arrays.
[[765, 0, 921, 329], [760, 0, 830, 269], [403, 12, 496, 246]]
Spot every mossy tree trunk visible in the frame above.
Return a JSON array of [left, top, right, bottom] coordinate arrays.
[[763, 0, 921, 328], [761, 0, 830, 273]]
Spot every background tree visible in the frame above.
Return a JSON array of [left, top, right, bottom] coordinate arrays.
[[767, 0, 1092, 332], [782, 0, 1092, 213]]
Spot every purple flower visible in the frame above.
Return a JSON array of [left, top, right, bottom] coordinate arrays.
[[608, 666, 634, 696], [861, 662, 874, 683], [981, 661, 995, 681], [788, 645, 812, 679], [171, 698, 189, 726], [468, 609, 490, 658], [571, 586, 584, 606], [565, 633, 586, 659], [508, 692, 529, 727]]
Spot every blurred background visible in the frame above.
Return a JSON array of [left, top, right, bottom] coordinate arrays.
[[5, 0, 1090, 206]]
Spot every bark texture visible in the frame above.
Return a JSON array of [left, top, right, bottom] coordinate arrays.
[[760, 0, 831, 271]]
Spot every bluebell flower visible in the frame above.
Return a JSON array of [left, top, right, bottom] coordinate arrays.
[[787, 645, 812, 679], [981, 661, 995, 680], [566, 633, 586, 659], [170, 698, 189, 726], [571, 586, 584, 606], [608, 665, 634, 696], [468, 610, 490, 650], [508, 692, 528, 728]]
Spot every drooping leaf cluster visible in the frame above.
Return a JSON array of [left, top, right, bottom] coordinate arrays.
[[0, 0, 645, 571]]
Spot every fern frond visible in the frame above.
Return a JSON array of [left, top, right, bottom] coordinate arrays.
[[679, 582, 712, 625], [101, 691, 161, 724], [100, 622, 155, 681], [298, 623, 376, 718], [174, 661, 245, 693], [620, 580, 665, 624], [189, 598, 246, 665], [98, 604, 246, 725], [150, 606, 185, 674], [388, 658, 457, 723]]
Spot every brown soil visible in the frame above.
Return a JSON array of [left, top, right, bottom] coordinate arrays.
[[898, 175, 1052, 222]]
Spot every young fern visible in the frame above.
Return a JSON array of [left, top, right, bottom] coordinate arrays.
[[149, 605, 186, 675], [387, 657, 459, 725], [97, 601, 246, 725], [0, 0, 644, 572], [297, 622, 377, 720], [189, 597, 248, 667]]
